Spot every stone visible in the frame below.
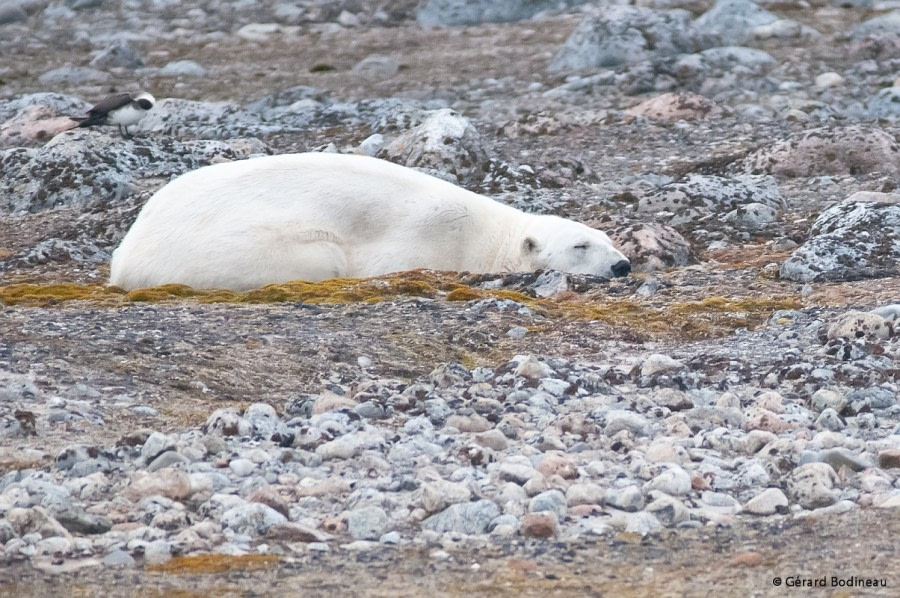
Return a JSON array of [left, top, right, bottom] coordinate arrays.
[[417, 0, 590, 27], [520, 512, 557, 538], [347, 505, 390, 541], [877, 450, 900, 469], [827, 311, 893, 341], [377, 109, 489, 186], [122, 469, 192, 502], [549, 6, 695, 72], [743, 488, 789, 515], [693, 0, 779, 46], [89, 39, 144, 69], [606, 485, 644, 512], [221, 503, 287, 537], [421, 480, 472, 513], [639, 174, 784, 222], [746, 126, 900, 178], [565, 483, 605, 507], [421, 500, 500, 534], [781, 194, 900, 282], [787, 463, 839, 509], [643, 466, 692, 497], [528, 489, 567, 519], [608, 223, 693, 272], [641, 354, 686, 377], [625, 92, 725, 122]]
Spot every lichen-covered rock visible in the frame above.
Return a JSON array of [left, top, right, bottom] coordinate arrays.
[[549, 6, 695, 72], [609, 222, 694, 272], [693, 0, 779, 46], [417, 0, 590, 27], [826, 311, 893, 341], [378, 109, 490, 186], [787, 462, 839, 509], [136, 98, 269, 139], [0, 130, 270, 213], [744, 126, 900, 177], [89, 39, 145, 69], [866, 87, 900, 120], [780, 193, 900, 282], [638, 174, 784, 224], [850, 10, 900, 38], [625, 92, 726, 121]]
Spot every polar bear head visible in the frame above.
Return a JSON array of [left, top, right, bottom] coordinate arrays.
[[521, 215, 631, 278]]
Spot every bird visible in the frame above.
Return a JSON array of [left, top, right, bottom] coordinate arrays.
[[70, 91, 155, 138]]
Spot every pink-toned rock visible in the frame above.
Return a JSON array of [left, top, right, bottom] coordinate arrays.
[[520, 512, 558, 538], [0, 106, 76, 146], [122, 469, 192, 502], [608, 222, 694, 272], [625, 92, 726, 122], [536, 454, 578, 480], [249, 485, 291, 518], [744, 408, 793, 433]]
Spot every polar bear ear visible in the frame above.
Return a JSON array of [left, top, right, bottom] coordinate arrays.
[[522, 237, 539, 254]]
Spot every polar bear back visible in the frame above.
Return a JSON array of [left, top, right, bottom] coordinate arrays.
[[110, 153, 528, 290]]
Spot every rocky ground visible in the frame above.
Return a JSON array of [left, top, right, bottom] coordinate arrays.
[[1, 0, 899, 595]]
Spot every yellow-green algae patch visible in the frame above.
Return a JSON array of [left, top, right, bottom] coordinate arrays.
[[146, 554, 282, 575]]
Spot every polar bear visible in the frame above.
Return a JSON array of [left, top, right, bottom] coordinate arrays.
[[109, 153, 630, 291]]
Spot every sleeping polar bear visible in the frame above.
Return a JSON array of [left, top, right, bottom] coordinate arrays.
[[109, 153, 631, 291]]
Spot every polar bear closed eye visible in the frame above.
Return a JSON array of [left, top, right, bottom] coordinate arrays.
[[109, 153, 630, 291]]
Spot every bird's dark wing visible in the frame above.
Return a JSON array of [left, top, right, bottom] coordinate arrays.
[[86, 93, 134, 115]]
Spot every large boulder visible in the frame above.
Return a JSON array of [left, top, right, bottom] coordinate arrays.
[[549, 6, 696, 72], [780, 192, 900, 282]]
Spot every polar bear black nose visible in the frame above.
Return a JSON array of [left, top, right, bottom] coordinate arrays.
[[611, 260, 631, 277]]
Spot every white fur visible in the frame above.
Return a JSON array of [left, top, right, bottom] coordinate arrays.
[[109, 153, 630, 290]]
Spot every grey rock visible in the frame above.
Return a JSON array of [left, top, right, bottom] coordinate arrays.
[[102, 549, 136, 567], [723, 202, 778, 231], [610, 223, 693, 272], [606, 485, 644, 512], [422, 499, 500, 534], [141, 432, 174, 464], [0, 3, 27, 26], [698, 46, 776, 72], [780, 193, 900, 282], [528, 489, 567, 519], [221, 503, 287, 536], [347, 505, 390, 540], [815, 408, 846, 431], [418, 0, 590, 27], [639, 174, 784, 223], [90, 39, 144, 69], [693, 0, 779, 46], [743, 487, 789, 515], [55, 508, 112, 535], [643, 466, 692, 497], [549, 6, 695, 72], [867, 87, 900, 120], [788, 463, 839, 509], [604, 411, 651, 437], [645, 494, 690, 526], [147, 451, 189, 472], [377, 109, 490, 186], [0, 130, 270, 213], [850, 10, 900, 38], [159, 60, 206, 77], [37, 66, 111, 84]]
